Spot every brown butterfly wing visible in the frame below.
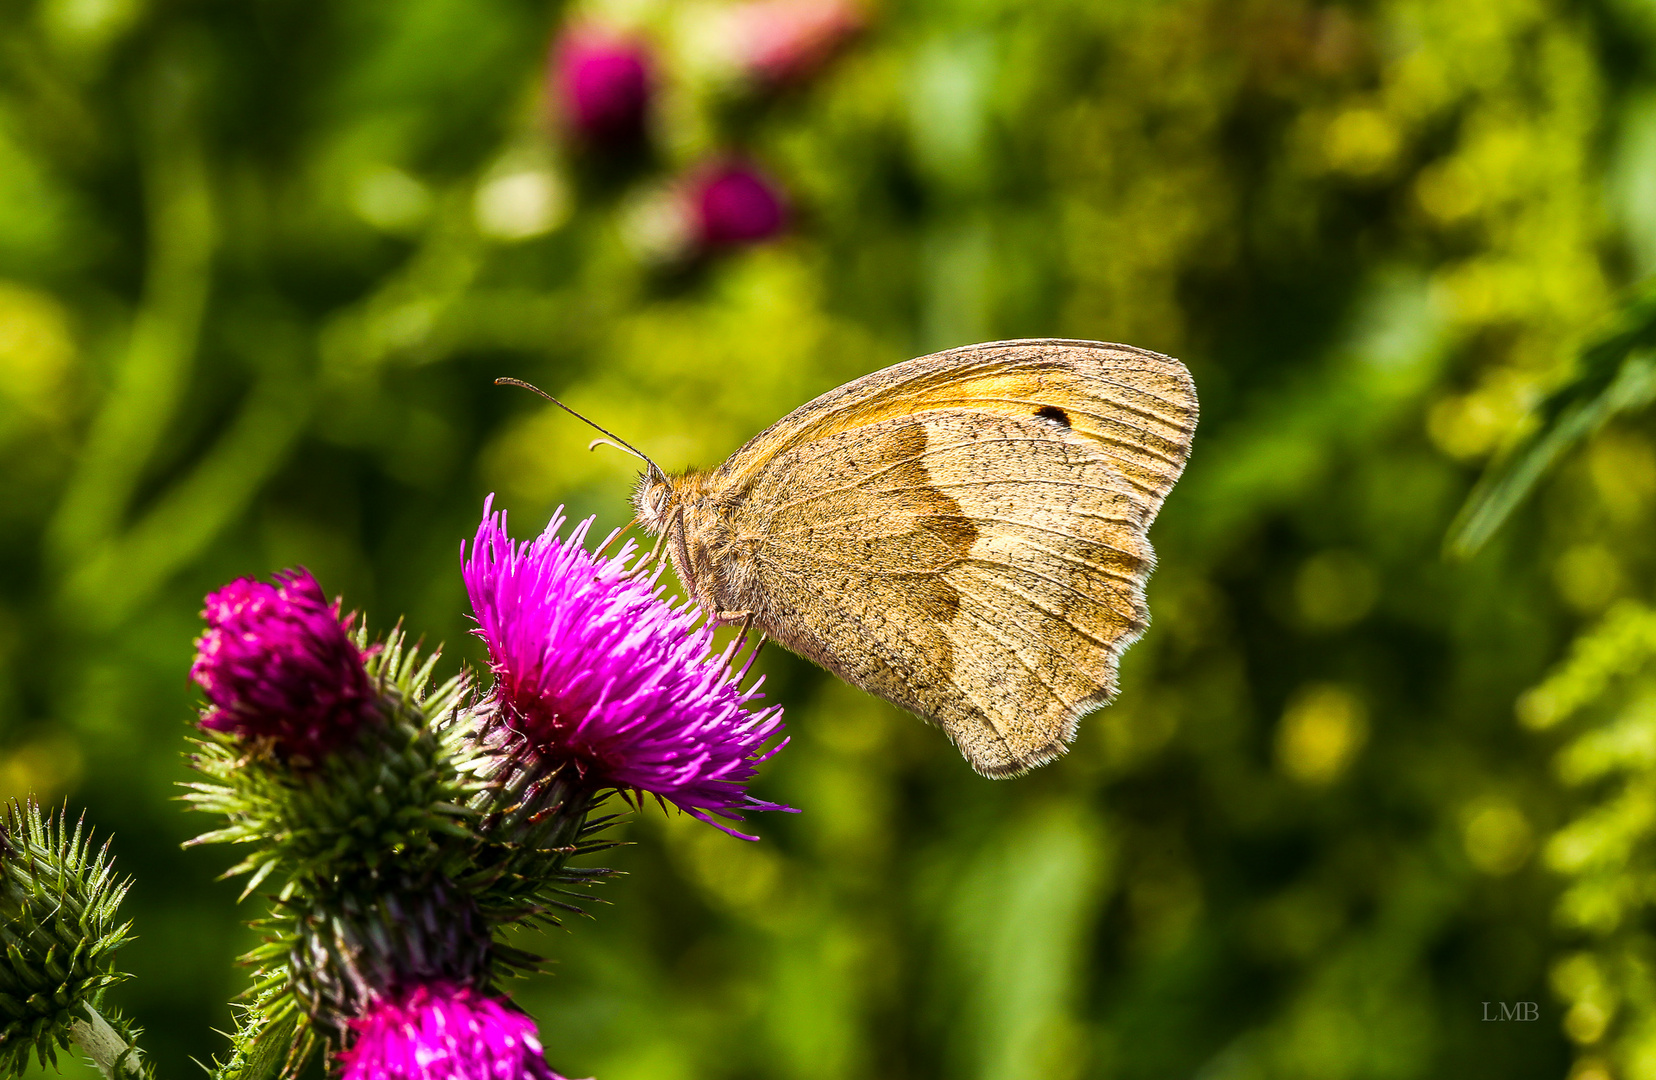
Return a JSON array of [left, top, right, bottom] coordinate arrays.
[[715, 340, 1197, 776]]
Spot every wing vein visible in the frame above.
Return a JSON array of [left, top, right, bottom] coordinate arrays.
[[952, 571, 1132, 655], [769, 434, 1147, 515], [962, 514, 1147, 561]]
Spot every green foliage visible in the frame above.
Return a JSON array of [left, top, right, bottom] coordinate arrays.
[[1523, 603, 1656, 1079], [1451, 286, 1656, 557]]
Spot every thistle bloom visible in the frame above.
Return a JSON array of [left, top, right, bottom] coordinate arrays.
[[339, 983, 569, 1080], [691, 161, 788, 247], [462, 499, 789, 837], [551, 27, 653, 146], [190, 569, 377, 760], [724, 0, 864, 86]]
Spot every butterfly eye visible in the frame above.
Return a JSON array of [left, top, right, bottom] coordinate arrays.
[[636, 482, 671, 529]]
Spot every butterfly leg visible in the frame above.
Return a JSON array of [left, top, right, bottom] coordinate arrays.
[[622, 525, 669, 580], [727, 619, 768, 682], [710, 609, 754, 631], [734, 611, 756, 641]]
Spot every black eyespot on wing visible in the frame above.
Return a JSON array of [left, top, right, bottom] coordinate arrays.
[[1035, 404, 1071, 428]]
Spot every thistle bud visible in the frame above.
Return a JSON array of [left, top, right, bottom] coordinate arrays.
[[277, 880, 496, 1038], [185, 613, 475, 898], [550, 26, 654, 148], [191, 569, 378, 763], [690, 161, 789, 249], [0, 802, 133, 1074]]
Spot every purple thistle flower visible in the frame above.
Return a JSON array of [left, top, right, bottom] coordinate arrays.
[[690, 161, 789, 248], [551, 26, 653, 146], [724, 0, 864, 87], [190, 569, 377, 761], [461, 498, 790, 838], [339, 982, 574, 1080]]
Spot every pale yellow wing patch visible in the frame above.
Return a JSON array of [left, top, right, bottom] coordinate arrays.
[[713, 338, 1196, 517]]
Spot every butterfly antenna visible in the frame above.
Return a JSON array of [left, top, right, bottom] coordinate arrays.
[[495, 377, 668, 484]]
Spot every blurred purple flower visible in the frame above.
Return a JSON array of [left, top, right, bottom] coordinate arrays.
[[340, 982, 572, 1080], [190, 569, 377, 760], [462, 498, 790, 838], [725, 0, 864, 86], [691, 161, 788, 247], [550, 27, 653, 146]]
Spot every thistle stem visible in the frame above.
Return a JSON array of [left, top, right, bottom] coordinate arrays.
[[70, 1004, 148, 1080]]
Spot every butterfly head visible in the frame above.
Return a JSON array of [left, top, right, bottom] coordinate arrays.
[[632, 467, 679, 537]]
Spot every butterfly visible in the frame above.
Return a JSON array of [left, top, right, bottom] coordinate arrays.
[[510, 338, 1197, 776]]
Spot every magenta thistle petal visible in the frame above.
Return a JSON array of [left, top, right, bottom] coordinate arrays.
[[190, 568, 377, 760], [461, 498, 791, 838], [339, 983, 574, 1080]]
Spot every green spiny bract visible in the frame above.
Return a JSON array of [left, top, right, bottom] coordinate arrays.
[[237, 870, 563, 1072], [456, 712, 621, 926], [0, 801, 133, 1074], [209, 997, 296, 1080], [182, 627, 482, 899], [248, 877, 507, 1038]]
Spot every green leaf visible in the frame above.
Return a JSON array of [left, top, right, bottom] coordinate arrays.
[[1449, 278, 1656, 556]]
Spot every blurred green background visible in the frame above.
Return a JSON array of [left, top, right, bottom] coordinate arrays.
[[6, 0, 1656, 1076]]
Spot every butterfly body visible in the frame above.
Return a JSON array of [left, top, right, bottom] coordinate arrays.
[[633, 338, 1197, 777]]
